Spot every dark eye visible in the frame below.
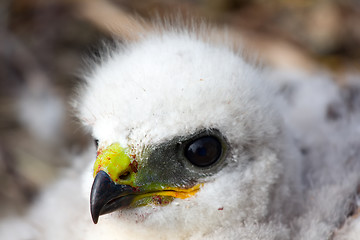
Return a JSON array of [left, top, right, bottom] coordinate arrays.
[[185, 136, 222, 167], [94, 139, 99, 149]]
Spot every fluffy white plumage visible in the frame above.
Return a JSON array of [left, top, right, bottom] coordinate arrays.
[[1, 23, 360, 240]]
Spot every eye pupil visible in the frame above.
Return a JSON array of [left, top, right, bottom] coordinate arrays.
[[198, 148, 207, 156], [185, 136, 222, 167]]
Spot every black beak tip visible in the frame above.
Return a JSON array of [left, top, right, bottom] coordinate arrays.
[[90, 170, 109, 224], [90, 196, 100, 224], [91, 212, 99, 224], [90, 170, 135, 224]]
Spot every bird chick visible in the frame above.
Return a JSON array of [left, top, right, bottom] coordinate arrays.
[[74, 26, 303, 239], [1, 20, 359, 240]]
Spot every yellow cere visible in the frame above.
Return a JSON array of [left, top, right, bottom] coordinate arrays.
[[93, 143, 133, 184]]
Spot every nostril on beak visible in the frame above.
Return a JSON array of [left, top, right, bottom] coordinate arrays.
[[119, 171, 131, 180]]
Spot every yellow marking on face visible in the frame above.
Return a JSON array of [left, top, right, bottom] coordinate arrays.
[[93, 143, 134, 183], [161, 184, 203, 199], [131, 184, 203, 207]]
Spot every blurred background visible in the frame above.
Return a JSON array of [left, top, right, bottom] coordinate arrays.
[[0, 0, 359, 219]]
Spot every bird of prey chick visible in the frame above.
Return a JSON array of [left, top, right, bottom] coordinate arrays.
[[1, 17, 360, 240]]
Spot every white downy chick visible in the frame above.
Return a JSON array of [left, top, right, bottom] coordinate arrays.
[[1, 20, 360, 240]]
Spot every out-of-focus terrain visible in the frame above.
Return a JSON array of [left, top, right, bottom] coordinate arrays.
[[0, 0, 359, 218]]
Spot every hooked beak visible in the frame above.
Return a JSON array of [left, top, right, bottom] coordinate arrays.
[[90, 170, 135, 224]]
